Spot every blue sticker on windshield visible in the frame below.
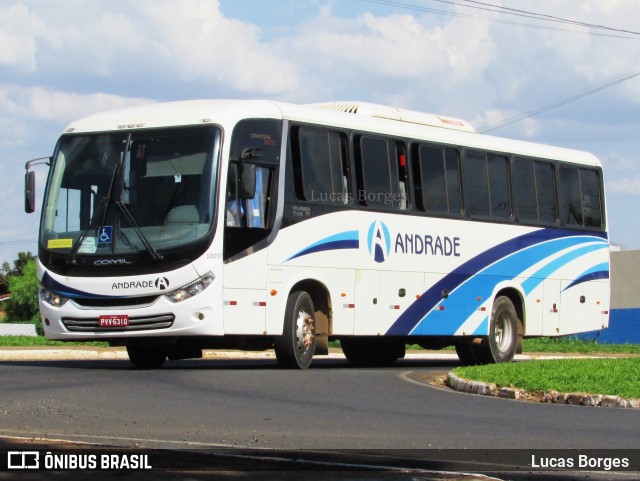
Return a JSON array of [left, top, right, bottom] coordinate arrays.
[[98, 226, 113, 245]]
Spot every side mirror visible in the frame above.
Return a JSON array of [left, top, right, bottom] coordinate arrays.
[[241, 163, 256, 199], [24, 156, 51, 214], [25, 171, 36, 213]]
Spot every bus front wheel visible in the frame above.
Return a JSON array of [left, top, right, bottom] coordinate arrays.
[[126, 345, 167, 369], [275, 290, 316, 369]]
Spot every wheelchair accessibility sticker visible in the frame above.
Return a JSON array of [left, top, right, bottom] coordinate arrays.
[[98, 226, 113, 245]]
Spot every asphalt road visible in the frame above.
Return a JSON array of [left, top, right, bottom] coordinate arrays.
[[0, 355, 638, 449], [1, 355, 639, 479]]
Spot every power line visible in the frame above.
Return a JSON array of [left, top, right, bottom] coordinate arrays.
[[0, 238, 37, 247], [476, 70, 640, 133], [458, 0, 640, 37], [362, 0, 640, 39]]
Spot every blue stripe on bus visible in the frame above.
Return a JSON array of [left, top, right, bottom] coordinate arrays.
[[41, 271, 117, 299], [386, 229, 608, 336], [416, 240, 608, 335], [286, 230, 360, 261], [520, 243, 607, 295], [563, 263, 610, 291], [473, 317, 489, 335]]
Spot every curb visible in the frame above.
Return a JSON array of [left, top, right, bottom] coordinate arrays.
[[445, 372, 640, 409]]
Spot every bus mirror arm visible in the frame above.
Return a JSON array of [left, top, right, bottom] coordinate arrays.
[[24, 156, 51, 214]]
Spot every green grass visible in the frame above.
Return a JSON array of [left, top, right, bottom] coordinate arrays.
[[330, 338, 640, 354], [0, 335, 109, 347], [522, 337, 640, 354], [454, 358, 640, 399]]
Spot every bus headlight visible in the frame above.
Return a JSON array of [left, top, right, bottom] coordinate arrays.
[[164, 272, 215, 303], [40, 288, 69, 307]]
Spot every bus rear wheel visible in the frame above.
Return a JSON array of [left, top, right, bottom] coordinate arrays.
[[126, 345, 167, 369], [476, 296, 519, 364], [275, 291, 316, 369]]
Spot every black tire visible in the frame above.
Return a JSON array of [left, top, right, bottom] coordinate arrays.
[[455, 342, 479, 366], [126, 345, 167, 369], [274, 291, 316, 369], [341, 337, 405, 366], [475, 296, 519, 364]]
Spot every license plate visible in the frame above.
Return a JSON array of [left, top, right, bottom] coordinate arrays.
[[99, 314, 130, 327]]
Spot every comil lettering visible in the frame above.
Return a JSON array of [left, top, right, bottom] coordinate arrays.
[[395, 233, 461, 257]]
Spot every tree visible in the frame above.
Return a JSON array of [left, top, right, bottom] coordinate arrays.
[[3, 257, 40, 333], [2, 251, 36, 277]]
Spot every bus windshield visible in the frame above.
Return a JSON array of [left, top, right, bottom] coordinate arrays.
[[40, 126, 220, 261]]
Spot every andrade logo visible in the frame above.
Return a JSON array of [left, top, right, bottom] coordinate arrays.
[[367, 221, 391, 263]]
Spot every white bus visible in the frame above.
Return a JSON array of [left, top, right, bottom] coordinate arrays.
[[25, 99, 610, 368]]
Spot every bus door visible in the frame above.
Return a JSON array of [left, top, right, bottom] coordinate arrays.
[[222, 119, 282, 335]]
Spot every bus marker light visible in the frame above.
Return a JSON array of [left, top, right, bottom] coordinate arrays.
[[439, 306, 445, 311], [253, 301, 267, 307], [389, 305, 400, 310], [343, 303, 355, 309], [270, 289, 278, 296], [224, 300, 237, 306]]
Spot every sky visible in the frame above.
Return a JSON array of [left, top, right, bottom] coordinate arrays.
[[1, 0, 640, 267]]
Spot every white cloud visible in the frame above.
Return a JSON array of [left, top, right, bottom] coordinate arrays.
[[8, 0, 300, 95], [0, 3, 45, 72], [606, 176, 640, 196], [0, 84, 152, 122], [0, 83, 152, 151], [600, 152, 639, 173]]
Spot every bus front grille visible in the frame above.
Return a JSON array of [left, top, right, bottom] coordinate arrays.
[[61, 314, 175, 332]]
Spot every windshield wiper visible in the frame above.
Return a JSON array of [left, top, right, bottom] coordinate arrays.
[[114, 200, 163, 261], [67, 160, 119, 265]]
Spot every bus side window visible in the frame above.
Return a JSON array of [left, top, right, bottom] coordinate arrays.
[[462, 150, 490, 217], [535, 161, 558, 224], [487, 154, 511, 219], [356, 135, 402, 210], [463, 150, 510, 220], [559, 166, 582, 225], [513, 157, 537, 222], [293, 127, 350, 205], [579, 168, 603, 228]]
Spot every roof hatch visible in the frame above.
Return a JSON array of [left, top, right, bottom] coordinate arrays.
[[308, 101, 476, 133]]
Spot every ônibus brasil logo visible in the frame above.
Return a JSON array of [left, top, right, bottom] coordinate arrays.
[[367, 221, 391, 263]]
